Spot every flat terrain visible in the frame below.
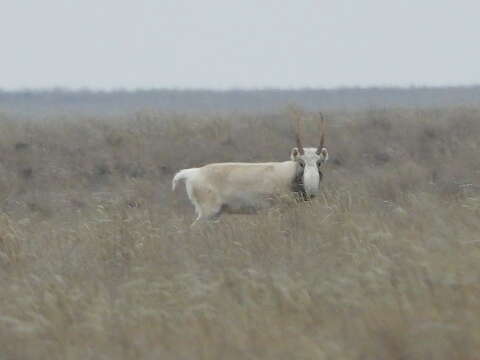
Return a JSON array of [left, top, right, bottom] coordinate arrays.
[[0, 99, 480, 359]]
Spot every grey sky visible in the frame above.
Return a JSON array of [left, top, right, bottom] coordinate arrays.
[[1, 0, 479, 90]]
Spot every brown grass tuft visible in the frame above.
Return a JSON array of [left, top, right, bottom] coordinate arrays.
[[0, 106, 479, 359]]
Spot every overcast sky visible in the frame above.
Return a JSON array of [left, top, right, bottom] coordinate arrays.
[[1, 0, 479, 90]]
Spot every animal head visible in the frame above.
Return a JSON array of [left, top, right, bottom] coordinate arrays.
[[289, 109, 328, 198]]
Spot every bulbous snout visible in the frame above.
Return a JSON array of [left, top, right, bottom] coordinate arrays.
[[303, 166, 321, 197]]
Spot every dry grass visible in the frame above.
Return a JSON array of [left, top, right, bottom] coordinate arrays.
[[1, 106, 480, 359]]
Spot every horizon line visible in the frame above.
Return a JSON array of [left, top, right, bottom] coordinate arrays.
[[2, 83, 480, 93]]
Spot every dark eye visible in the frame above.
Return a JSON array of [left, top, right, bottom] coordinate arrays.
[[299, 161, 305, 168], [317, 161, 322, 167]]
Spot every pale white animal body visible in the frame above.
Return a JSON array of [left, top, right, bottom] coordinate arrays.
[[172, 112, 328, 225]]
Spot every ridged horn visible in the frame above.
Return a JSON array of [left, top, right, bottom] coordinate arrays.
[[317, 112, 326, 154], [288, 105, 305, 155]]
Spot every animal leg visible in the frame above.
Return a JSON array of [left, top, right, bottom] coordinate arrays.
[[188, 184, 223, 226]]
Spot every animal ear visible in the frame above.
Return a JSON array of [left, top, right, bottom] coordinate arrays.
[[319, 148, 328, 161], [291, 147, 300, 160]]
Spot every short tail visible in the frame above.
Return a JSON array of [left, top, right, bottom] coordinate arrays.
[[172, 168, 198, 191]]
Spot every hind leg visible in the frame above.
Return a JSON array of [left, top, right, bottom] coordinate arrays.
[[191, 203, 223, 226], [186, 183, 223, 226], [191, 206, 223, 226]]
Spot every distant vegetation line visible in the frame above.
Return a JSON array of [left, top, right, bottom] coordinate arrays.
[[1, 85, 480, 117]]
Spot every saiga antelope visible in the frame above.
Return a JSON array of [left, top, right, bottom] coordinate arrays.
[[172, 111, 328, 225]]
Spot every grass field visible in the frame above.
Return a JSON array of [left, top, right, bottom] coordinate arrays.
[[1, 105, 480, 359]]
